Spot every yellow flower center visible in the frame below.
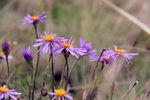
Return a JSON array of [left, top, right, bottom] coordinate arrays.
[[44, 35, 54, 42], [56, 89, 66, 97], [62, 43, 73, 48], [0, 52, 4, 57], [70, 45, 73, 48], [0, 87, 8, 93], [30, 16, 38, 20], [103, 57, 110, 61], [114, 49, 125, 53]]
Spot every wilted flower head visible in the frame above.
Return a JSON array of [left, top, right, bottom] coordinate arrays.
[[49, 89, 73, 100], [21, 47, 33, 64], [23, 11, 46, 25], [0, 52, 12, 63], [33, 32, 66, 57], [105, 45, 138, 65], [54, 38, 86, 58], [0, 85, 21, 100], [79, 38, 97, 58], [2, 42, 10, 56]]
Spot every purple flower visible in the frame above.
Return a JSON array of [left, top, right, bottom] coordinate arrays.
[[0, 52, 12, 63], [100, 56, 113, 67], [21, 47, 33, 63], [54, 38, 86, 58], [90, 51, 114, 68], [79, 38, 97, 58], [105, 45, 138, 65], [23, 11, 46, 25], [0, 85, 21, 100], [49, 89, 73, 100], [33, 32, 66, 57], [2, 42, 10, 56]]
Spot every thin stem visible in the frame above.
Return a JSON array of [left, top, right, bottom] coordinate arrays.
[[25, 78, 31, 100], [51, 46, 54, 92], [5, 55, 10, 100], [58, 60, 67, 89], [119, 80, 139, 100], [64, 57, 81, 90], [110, 81, 115, 100], [39, 53, 52, 100], [69, 57, 80, 74], [64, 55, 69, 90], [33, 23, 38, 39], [32, 23, 40, 100], [29, 64, 34, 100], [5, 55, 10, 79], [91, 48, 105, 80], [92, 64, 104, 92], [88, 63, 104, 99]]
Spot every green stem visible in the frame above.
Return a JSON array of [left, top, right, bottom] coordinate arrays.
[[6, 55, 10, 79], [64, 55, 69, 90], [51, 46, 54, 92]]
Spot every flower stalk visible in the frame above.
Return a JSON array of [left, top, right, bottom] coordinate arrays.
[[64, 53, 69, 90], [29, 64, 34, 100], [5, 55, 10, 79], [51, 46, 54, 92], [32, 23, 40, 100], [39, 52, 51, 100], [119, 80, 139, 100], [91, 48, 106, 80], [2, 42, 10, 79]]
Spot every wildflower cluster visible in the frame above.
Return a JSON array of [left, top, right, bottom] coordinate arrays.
[[90, 45, 138, 68], [0, 11, 139, 100], [22, 11, 138, 100]]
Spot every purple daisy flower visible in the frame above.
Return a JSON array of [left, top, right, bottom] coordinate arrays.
[[49, 89, 73, 100], [23, 11, 46, 25], [21, 47, 33, 64], [90, 51, 114, 68], [33, 32, 66, 57], [105, 45, 138, 65], [0, 85, 21, 100], [54, 38, 86, 58], [79, 38, 97, 58], [0, 52, 12, 63]]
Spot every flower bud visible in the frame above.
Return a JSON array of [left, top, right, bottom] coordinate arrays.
[[21, 47, 33, 65], [2, 42, 10, 56]]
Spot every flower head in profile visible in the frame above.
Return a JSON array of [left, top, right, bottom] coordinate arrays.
[[21, 47, 33, 64], [49, 89, 73, 100], [105, 45, 138, 65], [90, 51, 114, 68], [54, 38, 86, 58], [79, 38, 97, 58], [23, 11, 46, 25], [0, 85, 21, 100], [0, 52, 12, 63], [33, 32, 66, 56], [2, 42, 10, 56]]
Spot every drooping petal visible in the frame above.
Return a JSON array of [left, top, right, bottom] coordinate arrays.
[[9, 95, 17, 100]]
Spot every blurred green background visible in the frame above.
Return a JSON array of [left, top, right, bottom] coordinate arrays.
[[0, 0, 150, 100]]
